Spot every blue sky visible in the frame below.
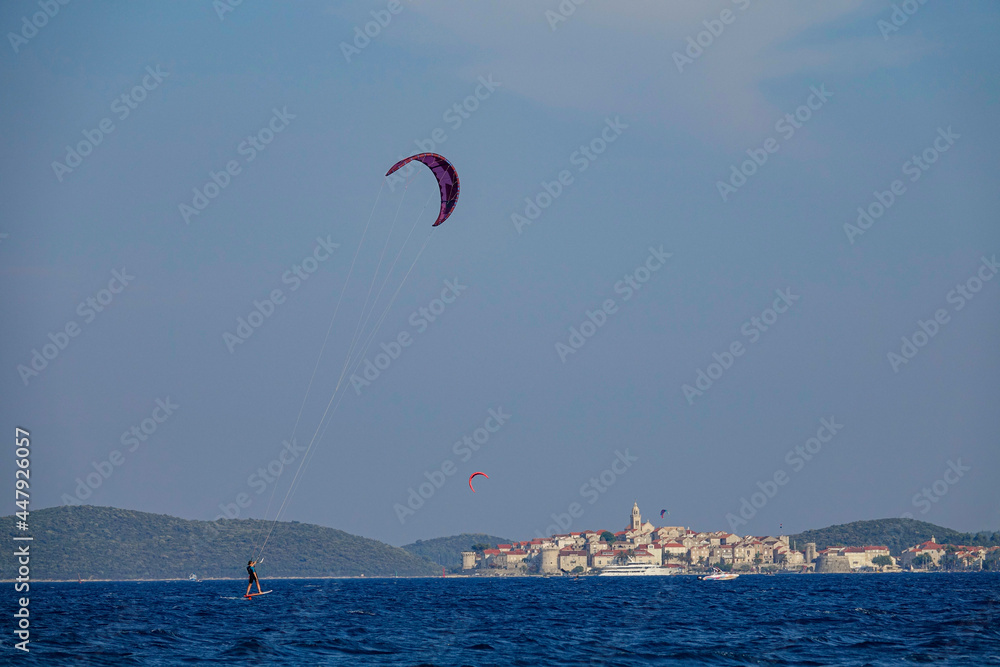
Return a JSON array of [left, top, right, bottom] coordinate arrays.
[[2, 1, 998, 547]]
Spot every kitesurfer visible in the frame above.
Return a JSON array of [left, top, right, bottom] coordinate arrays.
[[246, 559, 263, 596]]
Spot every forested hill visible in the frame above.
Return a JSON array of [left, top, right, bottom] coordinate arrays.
[[790, 518, 1000, 556], [402, 533, 513, 570], [2, 506, 439, 580]]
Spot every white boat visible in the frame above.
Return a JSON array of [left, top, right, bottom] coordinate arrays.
[[598, 561, 677, 577], [698, 568, 739, 581]]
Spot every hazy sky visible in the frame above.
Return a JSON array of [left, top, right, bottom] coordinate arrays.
[[3, 1, 998, 547]]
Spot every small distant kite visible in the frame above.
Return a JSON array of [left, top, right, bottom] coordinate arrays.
[[660, 509, 669, 518], [468, 471, 489, 492], [385, 153, 460, 227]]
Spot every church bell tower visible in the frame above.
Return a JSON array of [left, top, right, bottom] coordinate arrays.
[[631, 502, 641, 531]]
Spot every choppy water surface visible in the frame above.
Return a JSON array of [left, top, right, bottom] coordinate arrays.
[[10, 573, 1000, 665]]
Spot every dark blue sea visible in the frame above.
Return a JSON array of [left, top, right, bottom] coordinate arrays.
[[7, 573, 1000, 665]]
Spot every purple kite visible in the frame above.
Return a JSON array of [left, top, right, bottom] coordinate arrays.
[[385, 153, 460, 226]]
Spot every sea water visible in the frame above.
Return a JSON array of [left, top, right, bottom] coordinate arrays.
[[9, 573, 1000, 665]]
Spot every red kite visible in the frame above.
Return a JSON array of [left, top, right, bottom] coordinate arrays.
[[468, 471, 489, 492]]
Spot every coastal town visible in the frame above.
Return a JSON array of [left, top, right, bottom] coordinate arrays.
[[460, 503, 1000, 575]]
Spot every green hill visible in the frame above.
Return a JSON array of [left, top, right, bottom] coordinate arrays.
[[402, 533, 513, 570], [790, 518, 1000, 557], [2, 506, 439, 580]]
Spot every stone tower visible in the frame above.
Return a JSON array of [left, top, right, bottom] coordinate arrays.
[[540, 547, 560, 575], [631, 501, 641, 531], [805, 542, 817, 564], [816, 553, 851, 573], [461, 551, 477, 570]]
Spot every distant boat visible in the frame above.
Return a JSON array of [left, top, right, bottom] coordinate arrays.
[[189, 574, 198, 582], [699, 568, 739, 581], [598, 559, 677, 577]]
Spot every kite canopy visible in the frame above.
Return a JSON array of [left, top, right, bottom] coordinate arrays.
[[468, 471, 488, 492], [385, 153, 460, 226]]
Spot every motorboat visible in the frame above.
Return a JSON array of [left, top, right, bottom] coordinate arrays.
[[698, 568, 739, 581]]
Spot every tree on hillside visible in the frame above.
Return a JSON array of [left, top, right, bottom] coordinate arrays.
[[471, 543, 491, 552], [600, 531, 615, 544]]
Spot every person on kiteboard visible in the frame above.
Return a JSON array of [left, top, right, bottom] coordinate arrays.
[[246, 559, 263, 596]]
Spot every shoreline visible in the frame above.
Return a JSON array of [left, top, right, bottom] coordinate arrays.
[[6, 569, 983, 584]]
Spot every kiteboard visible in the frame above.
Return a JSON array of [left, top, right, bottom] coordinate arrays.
[[244, 590, 272, 598]]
